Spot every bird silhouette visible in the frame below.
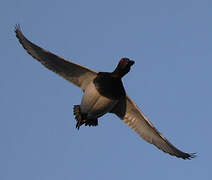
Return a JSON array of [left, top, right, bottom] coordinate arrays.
[[15, 24, 195, 159]]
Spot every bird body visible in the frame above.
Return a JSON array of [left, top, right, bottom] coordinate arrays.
[[15, 24, 195, 159], [76, 66, 131, 128], [80, 80, 118, 119]]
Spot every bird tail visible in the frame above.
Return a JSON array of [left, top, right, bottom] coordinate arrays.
[[73, 105, 98, 129], [73, 105, 83, 129]]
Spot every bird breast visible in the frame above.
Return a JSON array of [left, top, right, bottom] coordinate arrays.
[[80, 82, 118, 119]]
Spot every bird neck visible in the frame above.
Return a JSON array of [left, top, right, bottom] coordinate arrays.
[[111, 67, 129, 78]]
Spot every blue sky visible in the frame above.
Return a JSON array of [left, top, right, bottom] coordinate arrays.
[[1, 0, 211, 179]]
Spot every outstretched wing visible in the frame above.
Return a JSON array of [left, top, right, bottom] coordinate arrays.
[[112, 95, 195, 159], [15, 24, 97, 91]]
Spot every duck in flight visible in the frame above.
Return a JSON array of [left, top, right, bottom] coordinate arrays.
[[15, 24, 195, 160]]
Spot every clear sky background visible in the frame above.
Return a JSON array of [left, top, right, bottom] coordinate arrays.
[[1, 0, 211, 179]]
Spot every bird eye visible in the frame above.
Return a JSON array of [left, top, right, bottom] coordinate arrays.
[[120, 59, 125, 63], [120, 58, 130, 64]]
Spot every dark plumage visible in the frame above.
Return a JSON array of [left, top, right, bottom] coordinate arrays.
[[94, 72, 126, 100]]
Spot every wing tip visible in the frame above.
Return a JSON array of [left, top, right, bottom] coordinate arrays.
[[14, 24, 24, 43], [181, 152, 197, 160], [14, 23, 21, 33]]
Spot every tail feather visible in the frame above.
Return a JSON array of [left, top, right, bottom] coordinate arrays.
[[74, 105, 84, 129], [73, 105, 98, 129]]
